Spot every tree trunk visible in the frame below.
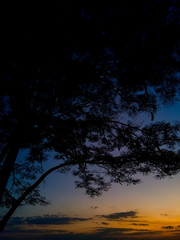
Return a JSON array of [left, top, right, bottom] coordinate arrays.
[[0, 145, 19, 204], [0, 161, 74, 232]]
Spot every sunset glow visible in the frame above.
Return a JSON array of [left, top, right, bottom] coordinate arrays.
[[0, 1, 179, 239]]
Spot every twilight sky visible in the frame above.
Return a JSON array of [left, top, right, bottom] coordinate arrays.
[[1, 101, 180, 240], [1, 1, 180, 239]]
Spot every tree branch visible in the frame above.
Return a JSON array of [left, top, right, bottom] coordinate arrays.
[[0, 161, 75, 232]]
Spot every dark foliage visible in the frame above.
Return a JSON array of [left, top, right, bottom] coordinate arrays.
[[0, 0, 180, 231]]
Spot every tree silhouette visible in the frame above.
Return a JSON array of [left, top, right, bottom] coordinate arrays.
[[0, 0, 180, 231]]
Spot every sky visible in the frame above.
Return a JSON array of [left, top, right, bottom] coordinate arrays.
[[1, 101, 180, 240], [0, 1, 179, 239]]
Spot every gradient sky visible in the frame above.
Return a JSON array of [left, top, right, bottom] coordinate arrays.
[[1, 101, 180, 240]]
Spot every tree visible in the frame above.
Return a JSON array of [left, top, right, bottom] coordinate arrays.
[[0, 0, 180, 231]]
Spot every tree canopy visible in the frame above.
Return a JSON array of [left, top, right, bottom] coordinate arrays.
[[0, 0, 180, 231]]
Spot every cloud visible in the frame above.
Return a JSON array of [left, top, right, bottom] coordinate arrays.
[[162, 225, 174, 230], [92, 227, 158, 238], [126, 230, 162, 237], [7, 217, 25, 226], [98, 211, 138, 221], [8, 215, 92, 226], [1, 226, 164, 240], [121, 219, 148, 223], [160, 214, 168, 217], [94, 227, 135, 234], [0, 232, 174, 240], [90, 206, 98, 209], [131, 223, 148, 226], [101, 222, 109, 225]]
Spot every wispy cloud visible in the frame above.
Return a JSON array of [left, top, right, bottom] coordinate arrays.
[[98, 211, 138, 221], [101, 222, 109, 225], [93, 227, 160, 238], [162, 225, 174, 230], [94, 227, 136, 234], [90, 206, 98, 209], [0, 226, 169, 240], [7, 214, 92, 226], [160, 213, 168, 217], [131, 223, 148, 226]]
